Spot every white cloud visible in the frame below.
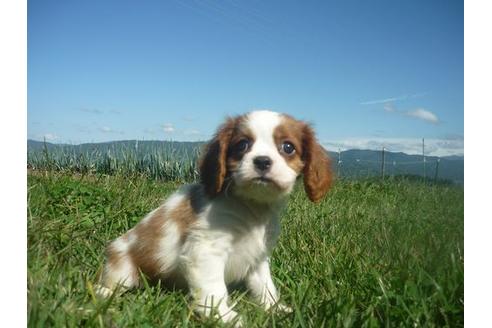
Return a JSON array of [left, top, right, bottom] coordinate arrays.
[[405, 108, 439, 124], [383, 102, 396, 112], [361, 93, 438, 125], [162, 123, 175, 133], [42, 133, 58, 141], [323, 137, 463, 157], [378, 101, 440, 125]]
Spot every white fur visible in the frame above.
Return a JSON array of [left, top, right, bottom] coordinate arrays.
[[163, 187, 189, 211], [179, 193, 283, 324], [103, 237, 137, 289], [156, 221, 181, 273], [232, 111, 298, 203], [141, 187, 189, 225], [98, 110, 305, 326]]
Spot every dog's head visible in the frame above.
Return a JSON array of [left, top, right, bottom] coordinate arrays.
[[199, 110, 332, 203]]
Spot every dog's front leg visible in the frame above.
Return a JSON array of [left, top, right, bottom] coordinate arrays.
[[246, 258, 291, 312], [184, 253, 240, 325]]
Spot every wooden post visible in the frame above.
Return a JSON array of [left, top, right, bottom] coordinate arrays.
[[381, 147, 385, 180], [422, 138, 426, 182], [337, 148, 341, 178], [434, 158, 440, 182]]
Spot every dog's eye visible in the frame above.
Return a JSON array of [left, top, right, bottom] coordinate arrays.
[[281, 141, 295, 155], [236, 139, 250, 152]]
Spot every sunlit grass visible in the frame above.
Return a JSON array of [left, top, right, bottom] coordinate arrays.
[[27, 172, 463, 327]]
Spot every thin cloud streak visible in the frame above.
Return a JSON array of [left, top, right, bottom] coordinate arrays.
[[360, 92, 427, 105], [360, 96, 405, 105]]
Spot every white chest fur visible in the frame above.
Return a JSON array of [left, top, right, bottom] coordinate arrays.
[[225, 222, 272, 283], [182, 195, 282, 285]]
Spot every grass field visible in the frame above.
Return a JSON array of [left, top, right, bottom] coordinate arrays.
[[27, 171, 463, 327]]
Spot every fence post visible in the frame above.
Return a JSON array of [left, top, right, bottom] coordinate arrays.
[[381, 147, 385, 180], [337, 148, 341, 178], [422, 138, 426, 183], [434, 158, 440, 182]]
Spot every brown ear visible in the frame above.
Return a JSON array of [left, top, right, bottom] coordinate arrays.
[[199, 118, 236, 197], [302, 124, 333, 202]]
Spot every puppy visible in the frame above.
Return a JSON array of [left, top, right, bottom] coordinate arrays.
[[96, 110, 332, 325]]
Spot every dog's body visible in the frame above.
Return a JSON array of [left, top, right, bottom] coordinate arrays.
[[96, 111, 332, 324]]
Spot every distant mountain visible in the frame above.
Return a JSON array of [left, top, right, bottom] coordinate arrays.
[[327, 149, 463, 184], [27, 139, 464, 184], [442, 155, 465, 161]]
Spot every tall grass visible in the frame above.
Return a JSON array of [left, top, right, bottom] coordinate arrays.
[[27, 141, 459, 186], [27, 140, 200, 182]]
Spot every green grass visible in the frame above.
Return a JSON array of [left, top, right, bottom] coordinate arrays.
[[27, 172, 463, 327]]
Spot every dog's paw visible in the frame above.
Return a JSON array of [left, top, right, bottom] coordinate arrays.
[[275, 303, 293, 313], [263, 300, 293, 313], [222, 310, 243, 327], [94, 284, 113, 298], [220, 308, 243, 327]]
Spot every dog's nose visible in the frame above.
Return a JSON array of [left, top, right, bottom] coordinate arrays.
[[253, 156, 272, 172]]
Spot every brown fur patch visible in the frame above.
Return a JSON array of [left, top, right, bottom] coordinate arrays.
[[167, 185, 205, 242], [199, 114, 249, 197], [128, 207, 167, 281], [274, 115, 306, 174], [301, 124, 333, 202], [126, 186, 205, 288], [274, 114, 333, 202], [199, 118, 236, 197], [226, 118, 255, 178]]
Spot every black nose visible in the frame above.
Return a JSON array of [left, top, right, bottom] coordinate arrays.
[[253, 156, 272, 171]]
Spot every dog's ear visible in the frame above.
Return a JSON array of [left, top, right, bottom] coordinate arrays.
[[302, 124, 333, 202], [199, 118, 236, 197]]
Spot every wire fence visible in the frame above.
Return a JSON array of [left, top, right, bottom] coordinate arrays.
[[333, 144, 454, 184], [27, 140, 462, 184]]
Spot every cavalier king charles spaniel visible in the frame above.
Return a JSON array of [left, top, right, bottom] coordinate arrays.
[[96, 110, 332, 325]]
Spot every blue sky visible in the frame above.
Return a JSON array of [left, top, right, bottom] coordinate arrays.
[[27, 0, 464, 156]]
